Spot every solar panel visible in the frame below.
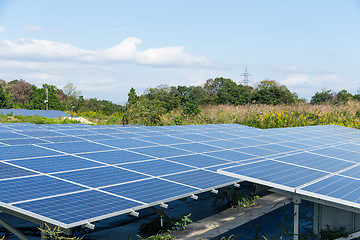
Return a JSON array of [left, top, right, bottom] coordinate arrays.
[[2, 122, 360, 232], [121, 159, 195, 176], [78, 150, 154, 164], [0, 109, 71, 118], [102, 178, 199, 204], [9, 155, 103, 173], [14, 190, 142, 226], [53, 166, 149, 188]]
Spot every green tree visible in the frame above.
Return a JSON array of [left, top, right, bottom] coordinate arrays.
[[127, 87, 139, 106], [334, 89, 353, 104], [0, 85, 6, 108], [310, 89, 334, 104], [252, 80, 296, 105]]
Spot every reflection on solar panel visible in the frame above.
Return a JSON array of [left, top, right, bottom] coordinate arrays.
[[1, 122, 360, 231]]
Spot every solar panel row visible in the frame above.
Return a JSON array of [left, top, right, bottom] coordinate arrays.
[[0, 123, 360, 229]]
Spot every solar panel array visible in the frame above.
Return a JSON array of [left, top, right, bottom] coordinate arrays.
[[1, 122, 360, 229], [0, 123, 255, 228], [0, 109, 71, 118], [219, 125, 360, 211]]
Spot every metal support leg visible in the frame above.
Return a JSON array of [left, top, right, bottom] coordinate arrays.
[[0, 217, 30, 240], [40, 222, 46, 240], [293, 195, 301, 240]]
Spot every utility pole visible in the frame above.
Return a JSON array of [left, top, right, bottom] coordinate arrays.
[[240, 68, 252, 86], [44, 87, 48, 110]]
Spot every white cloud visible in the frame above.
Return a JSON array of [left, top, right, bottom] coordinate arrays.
[[0, 37, 211, 67], [280, 74, 310, 87], [0, 37, 212, 103], [0, 26, 4, 32], [23, 25, 42, 32]]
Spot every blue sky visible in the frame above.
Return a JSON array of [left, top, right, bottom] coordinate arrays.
[[0, 1, 359, 104]]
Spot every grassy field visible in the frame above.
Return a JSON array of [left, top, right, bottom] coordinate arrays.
[[2, 102, 360, 129]]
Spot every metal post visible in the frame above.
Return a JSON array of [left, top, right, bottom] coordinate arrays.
[[293, 195, 301, 240], [0, 217, 30, 240]]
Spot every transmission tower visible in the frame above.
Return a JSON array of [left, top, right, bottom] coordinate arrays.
[[240, 68, 252, 86]]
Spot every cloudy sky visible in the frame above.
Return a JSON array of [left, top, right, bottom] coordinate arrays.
[[0, 1, 359, 104]]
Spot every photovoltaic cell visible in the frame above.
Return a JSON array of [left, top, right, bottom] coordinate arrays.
[[39, 141, 116, 154], [95, 139, 157, 149], [204, 150, 255, 162], [0, 175, 85, 203], [14, 190, 141, 225], [78, 150, 154, 164], [9, 155, 104, 173], [163, 169, 238, 189], [0, 138, 50, 145], [121, 159, 195, 176], [275, 152, 355, 173], [53, 166, 148, 188], [0, 145, 59, 160], [167, 154, 230, 168], [0, 162, 36, 179], [103, 178, 198, 203], [131, 146, 192, 158], [171, 143, 223, 153]]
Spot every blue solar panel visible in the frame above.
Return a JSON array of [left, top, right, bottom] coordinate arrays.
[[121, 159, 195, 176], [40, 136, 83, 143], [201, 140, 247, 149], [163, 169, 238, 189], [131, 146, 192, 158], [14, 190, 141, 225], [2, 122, 360, 230], [0, 175, 85, 203], [19, 130, 66, 138], [300, 175, 360, 203], [53, 166, 148, 188], [138, 135, 190, 145], [0, 138, 49, 145], [0, 162, 36, 179], [0, 145, 59, 160], [204, 150, 255, 162], [78, 150, 154, 164], [9, 155, 103, 173], [167, 154, 230, 168], [234, 147, 278, 157], [103, 178, 198, 204], [220, 160, 328, 188], [310, 147, 360, 163], [275, 152, 355, 172], [0, 132, 28, 139], [54, 129, 95, 136], [0, 109, 71, 118], [258, 144, 298, 153], [176, 133, 217, 142], [171, 143, 222, 153], [39, 141, 116, 154], [95, 138, 158, 149]]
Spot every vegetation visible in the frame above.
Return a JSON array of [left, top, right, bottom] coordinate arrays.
[[38, 224, 82, 240]]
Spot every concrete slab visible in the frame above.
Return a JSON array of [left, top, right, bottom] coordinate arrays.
[[173, 193, 291, 240]]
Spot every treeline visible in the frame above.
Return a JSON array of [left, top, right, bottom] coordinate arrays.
[[1, 78, 359, 120], [0, 79, 123, 114]]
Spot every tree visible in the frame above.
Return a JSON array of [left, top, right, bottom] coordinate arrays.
[[310, 89, 334, 104], [0, 85, 6, 108], [334, 90, 353, 104], [127, 87, 139, 106], [252, 80, 296, 105], [10, 80, 33, 106], [63, 83, 82, 110]]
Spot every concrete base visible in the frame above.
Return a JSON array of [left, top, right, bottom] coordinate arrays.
[[173, 193, 291, 240]]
